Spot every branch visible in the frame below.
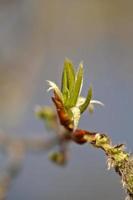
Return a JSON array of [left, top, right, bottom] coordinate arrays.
[[0, 59, 132, 200], [72, 129, 133, 200]]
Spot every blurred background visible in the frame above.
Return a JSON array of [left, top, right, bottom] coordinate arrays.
[[0, 0, 133, 199]]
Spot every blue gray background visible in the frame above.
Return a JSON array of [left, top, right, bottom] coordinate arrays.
[[0, 1, 133, 199]]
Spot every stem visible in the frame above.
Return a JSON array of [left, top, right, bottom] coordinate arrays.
[[83, 131, 133, 200]]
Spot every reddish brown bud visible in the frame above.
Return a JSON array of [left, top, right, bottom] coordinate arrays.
[[52, 91, 73, 131], [72, 129, 97, 145], [72, 129, 88, 144]]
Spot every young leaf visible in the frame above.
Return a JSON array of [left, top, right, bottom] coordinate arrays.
[[88, 100, 104, 114], [79, 86, 92, 114], [61, 63, 68, 93], [89, 100, 104, 107], [69, 63, 83, 107], [65, 59, 75, 91], [47, 80, 64, 102], [61, 64, 69, 101]]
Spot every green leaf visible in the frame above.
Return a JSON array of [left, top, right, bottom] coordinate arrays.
[[61, 64, 67, 93], [61, 59, 75, 104], [65, 59, 75, 91], [79, 86, 93, 114], [61, 64, 68, 102], [69, 63, 83, 107], [63, 88, 70, 103]]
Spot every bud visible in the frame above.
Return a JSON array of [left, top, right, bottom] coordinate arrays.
[[72, 129, 100, 145], [49, 151, 66, 166]]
